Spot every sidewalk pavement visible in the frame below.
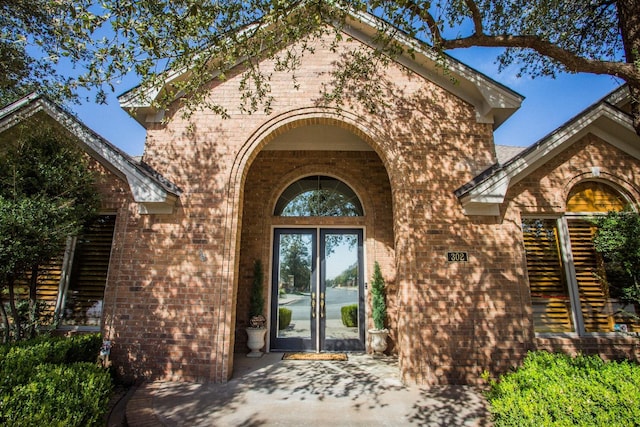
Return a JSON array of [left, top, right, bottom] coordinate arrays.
[[125, 352, 492, 426]]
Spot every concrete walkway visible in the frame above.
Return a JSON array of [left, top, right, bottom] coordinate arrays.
[[126, 353, 491, 426]]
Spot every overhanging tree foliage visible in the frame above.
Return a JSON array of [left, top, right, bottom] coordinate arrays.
[[3, 1, 640, 131], [0, 124, 99, 342], [592, 210, 640, 311]]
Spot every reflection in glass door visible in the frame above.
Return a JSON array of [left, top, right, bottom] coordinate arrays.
[[270, 228, 364, 352], [271, 230, 316, 351], [321, 229, 364, 351]]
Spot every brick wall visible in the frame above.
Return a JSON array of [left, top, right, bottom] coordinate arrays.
[[235, 150, 395, 351], [505, 133, 640, 364], [104, 30, 541, 385]]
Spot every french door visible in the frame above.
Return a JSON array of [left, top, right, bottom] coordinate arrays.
[[270, 228, 365, 352]]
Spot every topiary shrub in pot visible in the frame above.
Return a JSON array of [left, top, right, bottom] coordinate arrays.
[[246, 259, 267, 358], [368, 261, 389, 354]]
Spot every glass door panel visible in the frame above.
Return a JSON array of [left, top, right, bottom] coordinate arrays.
[[270, 228, 364, 352], [321, 230, 364, 351], [271, 230, 316, 351]]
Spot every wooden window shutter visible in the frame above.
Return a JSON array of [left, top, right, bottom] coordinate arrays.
[[567, 181, 626, 213], [565, 181, 639, 332], [522, 219, 574, 332], [566, 219, 613, 332], [61, 215, 116, 326], [12, 255, 64, 323]]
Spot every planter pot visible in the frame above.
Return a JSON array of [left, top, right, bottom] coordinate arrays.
[[368, 328, 389, 354], [246, 327, 267, 358]]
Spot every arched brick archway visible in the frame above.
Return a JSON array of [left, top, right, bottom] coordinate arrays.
[[229, 112, 396, 364]]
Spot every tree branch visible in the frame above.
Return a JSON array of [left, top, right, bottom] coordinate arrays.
[[463, 0, 483, 34], [442, 34, 640, 85], [404, 1, 443, 46]]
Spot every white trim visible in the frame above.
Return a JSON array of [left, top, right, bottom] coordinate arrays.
[[55, 236, 77, 322], [119, 10, 522, 129], [558, 216, 584, 333], [459, 98, 640, 215], [343, 11, 522, 129], [0, 95, 180, 214]]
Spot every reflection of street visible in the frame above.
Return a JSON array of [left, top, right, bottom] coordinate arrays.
[[277, 287, 359, 339]]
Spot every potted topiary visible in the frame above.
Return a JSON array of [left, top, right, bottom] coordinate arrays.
[[368, 261, 389, 354], [246, 259, 267, 357]]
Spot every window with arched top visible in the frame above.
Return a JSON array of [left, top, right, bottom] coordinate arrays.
[[521, 180, 639, 334], [274, 176, 363, 217], [566, 181, 627, 213]]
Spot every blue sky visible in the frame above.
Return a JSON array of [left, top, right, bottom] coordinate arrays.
[[67, 47, 623, 156]]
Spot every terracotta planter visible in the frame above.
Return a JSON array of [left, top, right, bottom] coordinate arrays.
[[246, 327, 267, 358], [368, 328, 389, 354]]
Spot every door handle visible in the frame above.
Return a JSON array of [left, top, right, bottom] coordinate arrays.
[[320, 292, 325, 318], [311, 292, 316, 318]]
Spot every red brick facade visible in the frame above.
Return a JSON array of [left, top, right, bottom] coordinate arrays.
[[68, 32, 640, 384]]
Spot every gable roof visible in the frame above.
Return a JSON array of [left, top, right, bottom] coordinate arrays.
[[0, 94, 181, 214], [456, 85, 640, 216], [495, 145, 527, 165], [118, 9, 523, 129]]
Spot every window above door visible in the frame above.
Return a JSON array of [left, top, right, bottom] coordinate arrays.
[[274, 176, 363, 217]]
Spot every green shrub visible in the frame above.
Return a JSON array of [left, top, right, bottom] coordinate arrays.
[[279, 307, 292, 330], [0, 333, 102, 392], [0, 334, 109, 426], [486, 351, 640, 426], [0, 362, 112, 427], [371, 262, 386, 330], [341, 304, 358, 327], [0, 334, 102, 393]]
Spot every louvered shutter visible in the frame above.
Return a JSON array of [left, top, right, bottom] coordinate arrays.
[[567, 219, 612, 332], [565, 181, 640, 333], [34, 255, 64, 318], [567, 219, 640, 333], [522, 219, 574, 332], [566, 181, 626, 213], [61, 215, 116, 326], [12, 255, 64, 323]]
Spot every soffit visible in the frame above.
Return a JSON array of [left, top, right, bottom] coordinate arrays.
[[455, 85, 639, 216], [119, 10, 523, 130], [263, 124, 373, 151], [0, 94, 181, 214]]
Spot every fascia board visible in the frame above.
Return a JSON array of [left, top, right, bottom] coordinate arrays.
[[604, 85, 630, 109], [119, 9, 522, 128], [335, 11, 524, 128], [589, 111, 640, 160], [1, 95, 180, 214], [0, 93, 43, 132], [458, 103, 637, 215], [504, 104, 634, 188], [42, 101, 179, 205], [118, 20, 262, 115]]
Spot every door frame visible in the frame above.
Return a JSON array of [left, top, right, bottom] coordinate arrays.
[[269, 227, 365, 352]]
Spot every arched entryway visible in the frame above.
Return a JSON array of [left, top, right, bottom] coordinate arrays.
[[271, 175, 365, 351], [234, 120, 395, 355]]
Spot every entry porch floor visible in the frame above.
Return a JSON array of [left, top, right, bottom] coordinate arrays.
[[124, 352, 491, 426]]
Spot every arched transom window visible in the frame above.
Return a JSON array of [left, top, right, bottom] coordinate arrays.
[[274, 176, 363, 217]]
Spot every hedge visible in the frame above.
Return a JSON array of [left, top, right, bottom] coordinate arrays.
[[279, 307, 292, 330], [341, 304, 358, 327], [485, 351, 640, 426], [0, 362, 112, 426], [0, 334, 112, 426], [0, 334, 102, 391]]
